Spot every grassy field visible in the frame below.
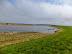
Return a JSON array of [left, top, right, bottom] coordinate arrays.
[[0, 26, 72, 54]]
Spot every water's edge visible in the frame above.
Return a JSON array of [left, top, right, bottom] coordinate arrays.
[[0, 25, 60, 34]]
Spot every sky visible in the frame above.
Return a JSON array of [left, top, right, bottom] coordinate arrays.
[[0, 0, 72, 26]]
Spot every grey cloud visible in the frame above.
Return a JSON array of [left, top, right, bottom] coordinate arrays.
[[0, 0, 72, 26]]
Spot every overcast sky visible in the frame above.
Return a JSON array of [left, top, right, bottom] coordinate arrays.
[[0, 0, 72, 26]]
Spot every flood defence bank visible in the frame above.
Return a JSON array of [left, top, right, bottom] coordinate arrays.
[[1, 26, 72, 54]]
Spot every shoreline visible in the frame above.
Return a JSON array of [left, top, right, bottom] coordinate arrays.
[[0, 27, 62, 47], [0, 23, 32, 25]]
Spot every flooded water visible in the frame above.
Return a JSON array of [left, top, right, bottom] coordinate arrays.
[[0, 25, 59, 34]]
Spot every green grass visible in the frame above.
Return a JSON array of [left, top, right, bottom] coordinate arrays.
[[0, 26, 72, 54]]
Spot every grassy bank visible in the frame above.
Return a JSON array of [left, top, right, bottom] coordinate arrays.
[[0, 32, 50, 47], [0, 26, 72, 54]]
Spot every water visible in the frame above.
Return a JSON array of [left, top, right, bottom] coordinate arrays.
[[0, 25, 59, 34]]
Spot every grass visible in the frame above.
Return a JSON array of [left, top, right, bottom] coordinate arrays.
[[0, 32, 49, 47], [0, 26, 72, 54]]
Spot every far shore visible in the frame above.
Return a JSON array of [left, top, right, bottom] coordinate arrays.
[[0, 23, 32, 25]]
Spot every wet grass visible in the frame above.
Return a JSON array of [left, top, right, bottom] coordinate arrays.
[[0, 26, 72, 54]]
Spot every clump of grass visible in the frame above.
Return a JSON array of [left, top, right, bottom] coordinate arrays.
[[0, 26, 72, 54]]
